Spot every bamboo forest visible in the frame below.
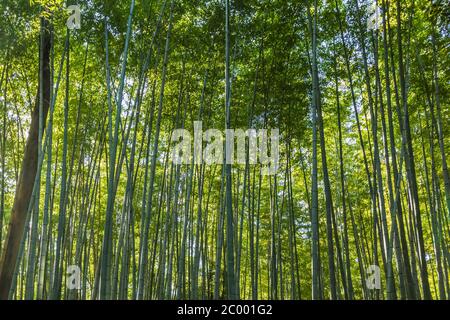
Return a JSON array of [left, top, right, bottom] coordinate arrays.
[[0, 0, 448, 301]]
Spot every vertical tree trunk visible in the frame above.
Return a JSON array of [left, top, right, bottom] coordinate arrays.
[[0, 15, 52, 300], [101, 0, 135, 299], [224, 0, 237, 300], [0, 60, 8, 256], [334, 50, 354, 299], [395, 0, 432, 299], [308, 1, 321, 300]]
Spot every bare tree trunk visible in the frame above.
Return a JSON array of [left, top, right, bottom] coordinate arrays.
[[0, 15, 52, 300]]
